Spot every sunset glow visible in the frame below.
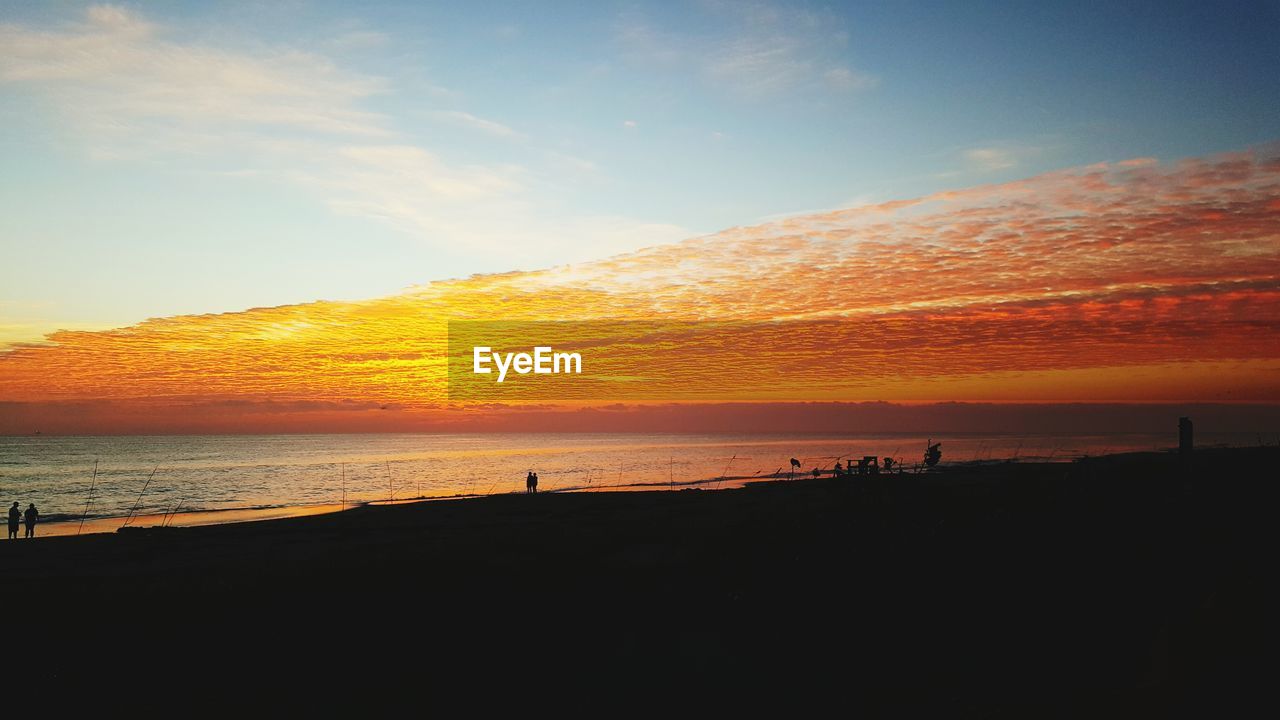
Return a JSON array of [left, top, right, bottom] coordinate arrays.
[[3, 147, 1277, 432]]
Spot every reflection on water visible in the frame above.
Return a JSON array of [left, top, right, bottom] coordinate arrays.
[[0, 431, 1266, 536]]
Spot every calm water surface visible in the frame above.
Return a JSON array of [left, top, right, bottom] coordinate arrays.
[[0, 432, 1266, 534]]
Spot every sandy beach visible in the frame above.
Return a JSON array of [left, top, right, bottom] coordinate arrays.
[[2, 445, 1266, 710]]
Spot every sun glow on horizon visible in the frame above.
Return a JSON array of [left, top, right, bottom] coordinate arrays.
[[2, 146, 1278, 433]]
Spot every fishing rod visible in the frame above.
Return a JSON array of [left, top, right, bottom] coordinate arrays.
[[162, 499, 184, 528], [121, 466, 159, 529], [712, 454, 736, 490], [815, 453, 849, 476], [77, 459, 98, 536]]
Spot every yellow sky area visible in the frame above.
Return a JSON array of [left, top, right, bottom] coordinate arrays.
[[1, 147, 1278, 422]]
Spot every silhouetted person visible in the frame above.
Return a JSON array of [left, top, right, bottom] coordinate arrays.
[[23, 504, 37, 539], [531, 472, 539, 493], [526, 471, 537, 494], [7, 502, 19, 539], [1179, 416, 1194, 456], [833, 461, 844, 477]]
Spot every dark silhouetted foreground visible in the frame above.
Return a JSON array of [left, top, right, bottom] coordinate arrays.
[[3, 447, 1266, 710]]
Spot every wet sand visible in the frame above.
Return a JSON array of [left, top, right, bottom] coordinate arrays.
[[36, 472, 767, 537], [37, 502, 352, 538], [4, 446, 1267, 709]]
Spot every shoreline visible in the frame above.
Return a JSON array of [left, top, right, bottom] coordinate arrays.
[[26, 450, 1120, 538], [7, 432, 1237, 537]]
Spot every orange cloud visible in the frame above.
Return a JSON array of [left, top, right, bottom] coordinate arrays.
[[2, 145, 1278, 432]]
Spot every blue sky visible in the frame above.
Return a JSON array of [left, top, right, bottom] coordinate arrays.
[[1, 0, 1278, 344]]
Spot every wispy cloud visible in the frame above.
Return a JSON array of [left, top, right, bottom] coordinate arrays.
[[823, 67, 876, 92], [615, 2, 875, 99], [959, 142, 1051, 173], [0, 5, 390, 141], [0, 5, 682, 271], [964, 147, 1020, 171], [429, 110, 526, 140], [328, 30, 391, 50]]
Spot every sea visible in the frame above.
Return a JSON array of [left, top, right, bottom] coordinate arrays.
[[1, 431, 1272, 537]]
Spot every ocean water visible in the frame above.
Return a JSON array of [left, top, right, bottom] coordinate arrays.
[[0, 431, 1269, 535]]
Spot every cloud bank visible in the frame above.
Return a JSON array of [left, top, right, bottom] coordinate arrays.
[[2, 145, 1278, 433]]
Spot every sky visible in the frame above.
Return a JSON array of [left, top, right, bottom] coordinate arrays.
[[0, 2, 1278, 434], [2, 1, 1278, 345], [2, 146, 1279, 432]]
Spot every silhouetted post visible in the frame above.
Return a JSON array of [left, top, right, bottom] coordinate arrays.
[[1178, 417, 1193, 456]]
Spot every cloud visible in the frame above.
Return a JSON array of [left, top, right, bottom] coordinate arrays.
[[706, 36, 811, 96], [615, 2, 874, 99], [823, 67, 877, 91], [429, 110, 526, 140], [3, 146, 1277, 416], [328, 30, 390, 50], [960, 142, 1050, 172], [84, 4, 154, 36], [0, 5, 683, 273], [964, 147, 1019, 171], [0, 5, 390, 140]]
